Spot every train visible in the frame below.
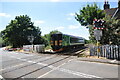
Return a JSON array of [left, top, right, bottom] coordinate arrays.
[[50, 33, 85, 52]]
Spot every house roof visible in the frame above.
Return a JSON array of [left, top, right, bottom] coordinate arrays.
[[104, 8, 120, 19]]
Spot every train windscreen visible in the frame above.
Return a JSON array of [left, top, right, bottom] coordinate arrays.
[[51, 34, 62, 40]]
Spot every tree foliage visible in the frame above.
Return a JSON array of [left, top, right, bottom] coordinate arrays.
[[101, 16, 120, 45], [44, 30, 61, 46], [75, 3, 105, 43], [1, 15, 45, 47], [75, 3, 120, 45], [75, 3, 105, 26]]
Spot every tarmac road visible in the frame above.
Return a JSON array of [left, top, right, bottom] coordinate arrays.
[[0, 48, 119, 80]]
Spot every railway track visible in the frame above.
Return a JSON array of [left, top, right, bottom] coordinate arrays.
[[1, 45, 88, 79], [1, 47, 118, 79], [1, 52, 73, 79], [13, 56, 70, 80]]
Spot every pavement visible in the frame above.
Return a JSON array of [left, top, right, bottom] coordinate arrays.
[[78, 57, 120, 65]]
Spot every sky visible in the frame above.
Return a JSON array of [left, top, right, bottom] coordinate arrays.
[[0, 0, 118, 40]]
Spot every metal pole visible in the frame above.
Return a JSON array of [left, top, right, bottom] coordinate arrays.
[[97, 41, 100, 58]]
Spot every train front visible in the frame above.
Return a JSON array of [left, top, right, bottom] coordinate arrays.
[[50, 33, 63, 52]]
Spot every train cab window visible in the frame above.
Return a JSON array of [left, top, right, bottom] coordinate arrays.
[[51, 34, 58, 40], [58, 34, 62, 40], [51, 34, 62, 40]]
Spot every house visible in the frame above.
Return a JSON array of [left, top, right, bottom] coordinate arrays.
[[103, 0, 120, 19]]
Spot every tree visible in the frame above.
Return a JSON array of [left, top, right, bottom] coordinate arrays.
[[1, 15, 44, 47], [44, 30, 61, 46], [75, 3, 105, 43], [101, 16, 120, 45], [75, 3, 120, 45], [75, 3, 105, 26]]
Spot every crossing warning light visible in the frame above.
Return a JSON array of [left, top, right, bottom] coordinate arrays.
[[93, 19, 105, 29]]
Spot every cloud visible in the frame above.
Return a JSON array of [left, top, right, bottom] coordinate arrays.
[[68, 25, 79, 29], [68, 13, 75, 16], [34, 20, 45, 26], [0, 13, 11, 17], [55, 26, 65, 30]]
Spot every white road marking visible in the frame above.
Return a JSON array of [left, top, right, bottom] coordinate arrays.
[[0, 63, 25, 72], [0, 75, 4, 79], [57, 68, 101, 78], [37, 61, 67, 78], [28, 61, 33, 63], [0, 55, 55, 72], [1, 55, 102, 78], [37, 59, 102, 78]]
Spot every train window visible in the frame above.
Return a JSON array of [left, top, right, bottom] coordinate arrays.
[[58, 34, 62, 40], [70, 38, 83, 43], [51, 34, 62, 40], [51, 34, 57, 40]]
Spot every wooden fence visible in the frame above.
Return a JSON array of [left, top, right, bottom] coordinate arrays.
[[90, 45, 120, 60]]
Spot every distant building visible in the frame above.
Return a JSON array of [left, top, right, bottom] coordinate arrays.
[[103, 0, 120, 19]]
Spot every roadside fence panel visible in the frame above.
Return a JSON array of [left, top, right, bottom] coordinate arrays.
[[90, 45, 120, 60]]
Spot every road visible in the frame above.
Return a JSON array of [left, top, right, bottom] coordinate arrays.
[[0, 48, 119, 80]]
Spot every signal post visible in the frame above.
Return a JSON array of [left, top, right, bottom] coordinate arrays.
[[93, 19, 105, 58]]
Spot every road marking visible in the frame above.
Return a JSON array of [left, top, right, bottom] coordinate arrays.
[[0, 63, 25, 72], [37, 59, 102, 78], [2, 55, 102, 78], [0, 75, 4, 79], [37, 60, 67, 78], [28, 61, 33, 63], [58, 68, 101, 78], [0, 55, 55, 72]]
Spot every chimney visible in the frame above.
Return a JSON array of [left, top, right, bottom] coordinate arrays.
[[104, 0, 110, 10]]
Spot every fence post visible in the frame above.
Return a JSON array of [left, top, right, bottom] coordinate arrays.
[[104, 46, 106, 57], [106, 46, 108, 58], [118, 45, 120, 60], [113, 45, 115, 59], [114, 45, 117, 60]]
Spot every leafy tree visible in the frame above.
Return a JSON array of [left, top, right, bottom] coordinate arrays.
[[75, 3, 120, 45], [1, 15, 44, 47], [101, 16, 120, 45], [75, 3, 105, 43], [75, 3, 105, 26], [44, 30, 61, 48]]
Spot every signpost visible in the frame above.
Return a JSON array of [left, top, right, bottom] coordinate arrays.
[[94, 30, 102, 58], [93, 19, 105, 58], [94, 29, 102, 41], [28, 34, 34, 52]]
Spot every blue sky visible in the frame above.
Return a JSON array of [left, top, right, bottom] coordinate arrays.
[[0, 0, 118, 40]]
